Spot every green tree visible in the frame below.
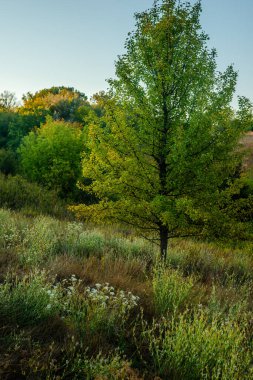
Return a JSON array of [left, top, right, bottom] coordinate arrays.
[[0, 149, 17, 175], [73, 0, 250, 259], [7, 113, 44, 150], [20, 86, 90, 123], [0, 112, 18, 149], [18, 117, 84, 198], [0, 111, 42, 152]]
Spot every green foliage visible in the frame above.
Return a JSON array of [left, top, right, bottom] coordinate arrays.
[[0, 272, 58, 327], [0, 111, 19, 149], [19, 117, 84, 198], [237, 96, 253, 131], [0, 174, 68, 217], [152, 265, 194, 315], [0, 149, 17, 174], [139, 311, 252, 379], [73, 0, 250, 259], [7, 113, 43, 150], [20, 86, 90, 123], [0, 111, 39, 152]]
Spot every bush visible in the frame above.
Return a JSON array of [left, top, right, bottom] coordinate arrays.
[[18, 117, 84, 199], [0, 173, 69, 218], [0, 149, 17, 175], [139, 310, 252, 379]]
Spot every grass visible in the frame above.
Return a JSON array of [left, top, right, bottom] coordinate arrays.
[[0, 207, 253, 379], [138, 310, 252, 379], [152, 265, 195, 315]]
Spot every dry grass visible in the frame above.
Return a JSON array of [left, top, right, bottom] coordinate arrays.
[[48, 254, 153, 315], [0, 249, 20, 282]]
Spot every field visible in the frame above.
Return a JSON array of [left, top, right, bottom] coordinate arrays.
[[0, 207, 253, 379]]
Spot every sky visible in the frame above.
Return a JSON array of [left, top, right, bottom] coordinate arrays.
[[0, 0, 252, 106]]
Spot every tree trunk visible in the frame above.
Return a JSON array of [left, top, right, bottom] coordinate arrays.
[[159, 225, 169, 261]]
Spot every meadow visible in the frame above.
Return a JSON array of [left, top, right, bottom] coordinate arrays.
[[0, 204, 253, 379], [1, 1, 253, 378]]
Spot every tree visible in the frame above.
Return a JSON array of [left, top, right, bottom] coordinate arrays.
[[72, 0, 250, 259], [18, 117, 84, 198], [20, 86, 90, 123], [0, 112, 18, 149], [0, 149, 17, 175], [7, 113, 42, 150], [0, 91, 18, 111], [0, 110, 43, 152]]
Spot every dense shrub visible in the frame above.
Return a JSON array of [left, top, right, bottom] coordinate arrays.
[[18, 117, 84, 199], [0, 149, 17, 174], [0, 174, 69, 218]]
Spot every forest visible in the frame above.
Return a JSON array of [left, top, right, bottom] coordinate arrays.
[[1, 1, 253, 379]]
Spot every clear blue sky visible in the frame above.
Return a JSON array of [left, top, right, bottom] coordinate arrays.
[[0, 0, 252, 106]]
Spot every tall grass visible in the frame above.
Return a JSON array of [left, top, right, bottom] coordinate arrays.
[[152, 265, 195, 315], [167, 239, 253, 284], [1, 207, 253, 379], [0, 209, 155, 267], [138, 310, 252, 379], [0, 271, 58, 327]]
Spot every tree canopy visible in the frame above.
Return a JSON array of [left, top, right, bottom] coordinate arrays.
[[19, 117, 84, 198], [20, 86, 90, 123], [72, 0, 250, 259]]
